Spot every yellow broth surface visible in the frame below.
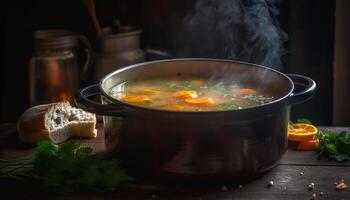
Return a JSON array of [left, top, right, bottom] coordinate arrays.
[[108, 76, 275, 111]]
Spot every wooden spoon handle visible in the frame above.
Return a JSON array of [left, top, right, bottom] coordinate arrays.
[[82, 0, 102, 36]]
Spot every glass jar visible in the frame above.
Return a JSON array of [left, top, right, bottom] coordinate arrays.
[[29, 30, 92, 106]]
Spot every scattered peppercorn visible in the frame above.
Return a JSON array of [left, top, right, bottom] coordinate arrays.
[[310, 193, 317, 200], [267, 181, 274, 187], [308, 183, 315, 190]]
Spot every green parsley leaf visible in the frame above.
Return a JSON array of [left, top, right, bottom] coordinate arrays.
[[1, 140, 133, 193], [296, 118, 312, 124], [317, 130, 350, 162], [217, 103, 238, 111]]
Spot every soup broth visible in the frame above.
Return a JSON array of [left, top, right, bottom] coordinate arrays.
[[108, 76, 275, 111]]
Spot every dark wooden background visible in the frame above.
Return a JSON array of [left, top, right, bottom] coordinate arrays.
[[0, 0, 335, 125]]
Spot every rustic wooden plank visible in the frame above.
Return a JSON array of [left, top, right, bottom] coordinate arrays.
[[1, 124, 350, 199], [281, 150, 350, 166], [106, 165, 350, 199], [1, 125, 350, 166], [280, 126, 350, 166], [321, 126, 350, 133], [1, 165, 349, 200], [0, 124, 105, 159]]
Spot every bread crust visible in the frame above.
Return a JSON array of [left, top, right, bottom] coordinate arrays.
[[17, 102, 97, 143], [17, 103, 56, 143]]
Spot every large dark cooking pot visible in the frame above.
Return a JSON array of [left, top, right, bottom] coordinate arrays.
[[75, 59, 316, 180]]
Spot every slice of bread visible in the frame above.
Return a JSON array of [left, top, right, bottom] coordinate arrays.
[[17, 102, 96, 144]]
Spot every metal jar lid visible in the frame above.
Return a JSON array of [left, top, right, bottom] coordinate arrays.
[[33, 29, 78, 49]]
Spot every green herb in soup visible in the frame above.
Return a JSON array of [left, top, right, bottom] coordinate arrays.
[[108, 76, 275, 111]]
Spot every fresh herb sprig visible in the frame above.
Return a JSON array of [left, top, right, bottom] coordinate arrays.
[[291, 118, 350, 162], [166, 81, 197, 91], [317, 130, 350, 162], [295, 118, 313, 124], [0, 140, 133, 193]]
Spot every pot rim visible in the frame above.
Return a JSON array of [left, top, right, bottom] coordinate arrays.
[[98, 58, 294, 114]]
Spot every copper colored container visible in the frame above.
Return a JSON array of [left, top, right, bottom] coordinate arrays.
[[29, 30, 93, 106]]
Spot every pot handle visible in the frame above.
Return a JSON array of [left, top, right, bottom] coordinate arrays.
[[79, 35, 94, 82], [74, 84, 126, 117], [287, 74, 316, 105]]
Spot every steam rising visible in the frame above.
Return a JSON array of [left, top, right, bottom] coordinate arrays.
[[180, 0, 288, 68]]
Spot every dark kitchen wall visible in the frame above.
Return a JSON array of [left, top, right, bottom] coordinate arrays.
[[0, 0, 335, 125], [333, 0, 350, 126], [0, 0, 98, 123], [285, 0, 334, 125]]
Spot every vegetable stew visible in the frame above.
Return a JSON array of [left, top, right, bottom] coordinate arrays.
[[108, 76, 275, 111]]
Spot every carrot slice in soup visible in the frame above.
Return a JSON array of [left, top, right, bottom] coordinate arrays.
[[173, 90, 198, 99], [190, 80, 205, 86], [122, 95, 151, 104], [174, 105, 185, 110], [235, 88, 257, 96], [184, 97, 215, 105], [141, 87, 161, 94], [165, 104, 185, 111]]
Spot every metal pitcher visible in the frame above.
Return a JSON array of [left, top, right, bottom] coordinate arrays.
[[95, 26, 145, 81], [29, 30, 93, 106]]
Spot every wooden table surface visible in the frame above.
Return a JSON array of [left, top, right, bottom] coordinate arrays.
[[0, 124, 350, 200]]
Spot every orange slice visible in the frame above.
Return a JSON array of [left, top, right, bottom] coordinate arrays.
[[122, 95, 151, 104], [288, 123, 318, 142], [184, 97, 215, 105], [296, 138, 319, 151], [235, 88, 257, 96], [173, 90, 198, 99]]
